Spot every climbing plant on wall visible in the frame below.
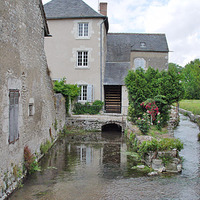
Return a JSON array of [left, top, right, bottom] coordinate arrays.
[[53, 78, 80, 113]]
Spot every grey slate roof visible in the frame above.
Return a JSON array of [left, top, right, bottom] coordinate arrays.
[[104, 63, 130, 85], [104, 33, 169, 85], [44, 0, 105, 19], [106, 33, 169, 62]]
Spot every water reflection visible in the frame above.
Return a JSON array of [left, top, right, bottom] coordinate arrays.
[[9, 115, 200, 200]]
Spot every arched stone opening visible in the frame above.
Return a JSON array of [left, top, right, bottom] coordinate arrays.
[[102, 123, 122, 132]]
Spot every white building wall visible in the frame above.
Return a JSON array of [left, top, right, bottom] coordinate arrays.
[[45, 18, 106, 101]]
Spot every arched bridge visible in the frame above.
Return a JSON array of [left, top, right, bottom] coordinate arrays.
[[66, 114, 127, 132]]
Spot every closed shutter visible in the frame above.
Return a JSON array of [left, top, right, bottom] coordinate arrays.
[[87, 85, 93, 102], [9, 89, 19, 144]]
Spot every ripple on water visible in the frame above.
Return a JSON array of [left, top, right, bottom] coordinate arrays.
[[9, 114, 200, 200]]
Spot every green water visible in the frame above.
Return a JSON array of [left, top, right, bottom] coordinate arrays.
[[9, 115, 200, 200]]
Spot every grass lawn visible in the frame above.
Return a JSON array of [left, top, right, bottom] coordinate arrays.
[[179, 100, 200, 115]]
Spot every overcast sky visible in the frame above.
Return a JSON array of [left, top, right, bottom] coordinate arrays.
[[42, 0, 200, 67]]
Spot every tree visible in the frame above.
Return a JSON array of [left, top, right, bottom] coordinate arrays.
[[182, 59, 200, 99], [125, 67, 184, 126]]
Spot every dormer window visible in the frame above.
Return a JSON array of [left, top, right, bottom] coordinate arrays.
[[78, 22, 89, 37], [140, 42, 146, 48]]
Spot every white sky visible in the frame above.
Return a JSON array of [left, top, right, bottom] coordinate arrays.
[[42, 0, 200, 67]]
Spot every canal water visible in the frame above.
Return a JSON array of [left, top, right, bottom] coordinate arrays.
[[9, 114, 200, 200]]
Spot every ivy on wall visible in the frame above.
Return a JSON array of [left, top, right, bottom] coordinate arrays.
[[53, 78, 80, 113]]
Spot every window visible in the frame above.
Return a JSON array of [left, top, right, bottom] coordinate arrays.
[[9, 89, 20, 144], [140, 42, 146, 48], [77, 51, 88, 67], [78, 85, 87, 101], [78, 85, 93, 102], [78, 23, 89, 37]]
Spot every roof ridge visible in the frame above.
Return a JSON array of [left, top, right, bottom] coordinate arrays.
[[44, 0, 106, 19], [108, 32, 166, 35]]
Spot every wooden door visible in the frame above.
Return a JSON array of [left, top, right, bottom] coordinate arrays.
[[104, 86, 121, 113]]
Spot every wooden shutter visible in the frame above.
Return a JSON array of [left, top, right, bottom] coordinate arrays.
[[9, 89, 19, 144], [87, 85, 93, 102]]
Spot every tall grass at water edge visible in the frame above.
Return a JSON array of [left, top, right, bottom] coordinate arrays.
[[179, 100, 200, 115]]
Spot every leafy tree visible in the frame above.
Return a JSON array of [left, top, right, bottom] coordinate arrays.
[[125, 68, 148, 122], [159, 66, 185, 104], [168, 63, 183, 73], [125, 67, 184, 126], [182, 59, 200, 99]]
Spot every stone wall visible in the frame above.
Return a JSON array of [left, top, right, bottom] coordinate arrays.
[[0, 1, 65, 199], [66, 114, 126, 132], [125, 108, 182, 174], [130, 51, 168, 71], [144, 150, 182, 173]]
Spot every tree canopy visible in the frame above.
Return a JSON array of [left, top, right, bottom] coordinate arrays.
[[125, 66, 184, 126]]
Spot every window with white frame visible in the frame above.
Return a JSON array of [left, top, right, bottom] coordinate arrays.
[[78, 22, 89, 37], [78, 85, 87, 101], [77, 51, 88, 67], [78, 85, 93, 102]]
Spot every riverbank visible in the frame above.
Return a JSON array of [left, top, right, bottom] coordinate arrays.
[[179, 108, 200, 128], [179, 100, 200, 115], [125, 107, 183, 174]]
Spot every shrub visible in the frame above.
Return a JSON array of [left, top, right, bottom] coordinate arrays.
[[136, 113, 150, 134], [125, 67, 184, 126], [40, 140, 52, 155], [138, 138, 183, 157], [73, 100, 103, 115], [24, 146, 40, 174]]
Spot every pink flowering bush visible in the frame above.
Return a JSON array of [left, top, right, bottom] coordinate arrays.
[[136, 113, 150, 134], [140, 100, 159, 124], [156, 112, 162, 130]]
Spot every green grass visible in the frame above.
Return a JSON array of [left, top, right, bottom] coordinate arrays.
[[147, 126, 168, 138], [179, 100, 200, 115]]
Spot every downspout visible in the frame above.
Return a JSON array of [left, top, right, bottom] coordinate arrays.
[[100, 19, 106, 101]]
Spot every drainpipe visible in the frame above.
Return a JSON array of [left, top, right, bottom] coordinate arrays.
[[100, 19, 106, 102]]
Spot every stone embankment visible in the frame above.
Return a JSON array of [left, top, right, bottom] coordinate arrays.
[[179, 108, 200, 128], [126, 107, 182, 174], [66, 114, 126, 132]]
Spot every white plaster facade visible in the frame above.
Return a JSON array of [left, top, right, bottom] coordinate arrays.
[[45, 18, 107, 102]]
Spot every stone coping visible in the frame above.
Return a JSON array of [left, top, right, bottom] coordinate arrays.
[[179, 108, 200, 127]]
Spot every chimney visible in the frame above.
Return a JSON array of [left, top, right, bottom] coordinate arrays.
[[99, 2, 107, 16]]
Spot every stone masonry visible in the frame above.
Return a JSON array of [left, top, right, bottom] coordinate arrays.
[[0, 1, 66, 199]]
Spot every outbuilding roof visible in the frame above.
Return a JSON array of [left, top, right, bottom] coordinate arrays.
[[104, 33, 169, 85], [104, 63, 130, 85], [106, 33, 169, 62]]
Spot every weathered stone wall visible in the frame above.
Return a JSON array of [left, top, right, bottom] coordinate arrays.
[[66, 114, 126, 132], [0, 1, 65, 199], [130, 51, 168, 71]]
